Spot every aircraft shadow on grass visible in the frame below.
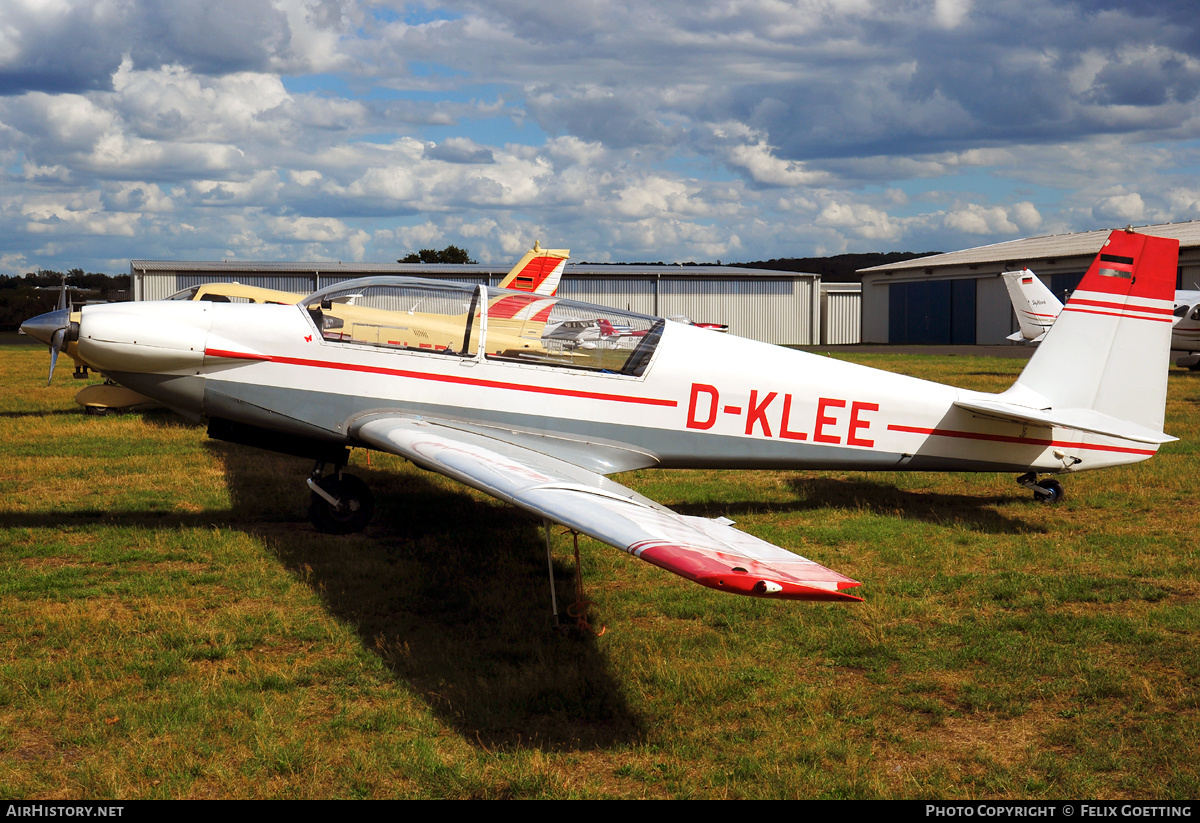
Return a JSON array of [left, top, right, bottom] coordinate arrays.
[[0, 407, 94, 419], [209, 438, 647, 751], [662, 476, 1046, 536], [785, 476, 1047, 535]]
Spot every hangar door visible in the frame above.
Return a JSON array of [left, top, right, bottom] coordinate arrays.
[[888, 279, 976, 344], [1046, 272, 1084, 304]]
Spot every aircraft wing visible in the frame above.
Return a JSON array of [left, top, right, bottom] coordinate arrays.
[[352, 416, 862, 601]]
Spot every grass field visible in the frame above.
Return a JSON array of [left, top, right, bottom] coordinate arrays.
[[1, 342, 1197, 799]]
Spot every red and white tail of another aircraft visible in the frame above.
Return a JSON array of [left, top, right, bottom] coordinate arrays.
[[1004, 269, 1063, 344], [498, 241, 731, 333], [20, 230, 1180, 608], [496, 241, 569, 295]]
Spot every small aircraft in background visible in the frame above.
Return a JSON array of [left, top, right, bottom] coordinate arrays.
[[669, 315, 729, 333], [166, 282, 307, 305], [1003, 267, 1200, 369], [21, 230, 1179, 607], [1165, 291, 1200, 369], [1002, 269, 1062, 344]]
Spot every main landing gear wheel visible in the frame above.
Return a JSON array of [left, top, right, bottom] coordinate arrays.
[[309, 473, 375, 534], [1017, 472, 1064, 504], [1034, 479, 1064, 504]]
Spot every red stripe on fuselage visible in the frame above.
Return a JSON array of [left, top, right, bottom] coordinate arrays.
[[887, 424, 1156, 456], [204, 348, 678, 407]]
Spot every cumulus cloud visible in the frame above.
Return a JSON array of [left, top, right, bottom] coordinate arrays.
[[0, 0, 300, 96], [1, 0, 1199, 274], [1011, 201, 1042, 232], [944, 204, 1019, 235], [424, 137, 495, 164], [815, 201, 900, 241], [717, 132, 830, 187], [1095, 192, 1147, 223]]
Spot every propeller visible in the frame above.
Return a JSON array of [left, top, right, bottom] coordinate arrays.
[[19, 280, 77, 385]]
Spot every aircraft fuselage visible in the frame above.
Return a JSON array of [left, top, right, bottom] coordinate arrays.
[[73, 282, 1156, 479]]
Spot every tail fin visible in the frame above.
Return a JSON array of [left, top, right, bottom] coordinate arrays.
[[1002, 269, 1062, 343], [1008, 229, 1179, 434], [498, 241, 570, 295]]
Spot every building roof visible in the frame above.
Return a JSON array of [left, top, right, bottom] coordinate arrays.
[[129, 260, 812, 279], [859, 220, 1200, 274]]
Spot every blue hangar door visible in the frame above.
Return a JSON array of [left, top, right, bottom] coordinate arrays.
[[888, 278, 976, 344]]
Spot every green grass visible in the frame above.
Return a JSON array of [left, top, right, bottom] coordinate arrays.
[[1, 346, 1197, 798]]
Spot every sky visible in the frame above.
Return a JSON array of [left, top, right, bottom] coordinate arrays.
[[1, 0, 1198, 275]]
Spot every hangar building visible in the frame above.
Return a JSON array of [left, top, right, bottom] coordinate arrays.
[[129, 260, 848, 346], [858, 221, 1200, 345]]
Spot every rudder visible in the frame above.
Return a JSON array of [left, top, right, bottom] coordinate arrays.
[[1010, 230, 1178, 434]]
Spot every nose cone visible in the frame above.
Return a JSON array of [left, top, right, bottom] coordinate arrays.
[[20, 308, 70, 347], [76, 302, 210, 374]]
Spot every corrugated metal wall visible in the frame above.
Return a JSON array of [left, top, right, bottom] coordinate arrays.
[[1179, 263, 1200, 292], [558, 278, 656, 314], [677, 278, 812, 344], [555, 277, 815, 343], [137, 273, 325, 301], [820, 288, 861, 344]]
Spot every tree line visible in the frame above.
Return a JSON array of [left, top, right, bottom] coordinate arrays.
[[0, 269, 129, 333]]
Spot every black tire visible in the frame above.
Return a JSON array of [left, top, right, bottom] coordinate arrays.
[[310, 473, 375, 534], [1035, 479, 1064, 504]]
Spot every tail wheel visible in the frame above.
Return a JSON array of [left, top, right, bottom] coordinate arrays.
[[1035, 479, 1064, 504], [310, 473, 375, 534]]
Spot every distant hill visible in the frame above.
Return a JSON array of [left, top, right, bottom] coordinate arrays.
[[731, 252, 940, 282]]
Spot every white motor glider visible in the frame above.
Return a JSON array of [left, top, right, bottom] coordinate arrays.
[[21, 230, 1179, 604]]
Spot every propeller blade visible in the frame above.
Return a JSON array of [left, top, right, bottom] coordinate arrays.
[[48, 327, 66, 385], [19, 308, 73, 386]]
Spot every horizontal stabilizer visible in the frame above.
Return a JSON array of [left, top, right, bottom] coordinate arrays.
[[1006, 330, 1046, 344], [953, 398, 1176, 444]]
